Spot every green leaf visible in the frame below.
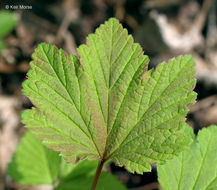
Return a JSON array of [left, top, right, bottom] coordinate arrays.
[[157, 125, 217, 190], [56, 160, 127, 190], [0, 39, 5, 51], [56, 172, 127, 190], [7, 132, 124, 189], [8, 130, 61, 185], [59, 159, 77, 179], [0, 11, 17, 38], [59, 159, 98, 180], [22, 18, 196, 173]]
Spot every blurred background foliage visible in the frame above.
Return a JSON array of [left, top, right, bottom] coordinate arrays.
[[0, 0, 216, 189]]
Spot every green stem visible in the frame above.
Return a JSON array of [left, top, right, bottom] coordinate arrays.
[[91, 158, 105, 190]]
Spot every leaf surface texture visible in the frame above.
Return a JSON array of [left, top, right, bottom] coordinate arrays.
[[22, 18, 197, 173]]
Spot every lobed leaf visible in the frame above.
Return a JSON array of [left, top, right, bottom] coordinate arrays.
[[22, 18, 197, 173]]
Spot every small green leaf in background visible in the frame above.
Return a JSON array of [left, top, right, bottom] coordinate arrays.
[[157, 125, 217, 190], [8, 131, 61, 185], [22, 17, 197, 174], [56, 160, 127, 190], [56, 172, 127, 190], [0, 11, 17, 52], [0, 11, 17, 38], [59, 159, 98, 180], [8, 131, 127, 189]]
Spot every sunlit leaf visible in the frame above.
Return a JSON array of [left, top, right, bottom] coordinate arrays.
[[22, 18, 196, 173]]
